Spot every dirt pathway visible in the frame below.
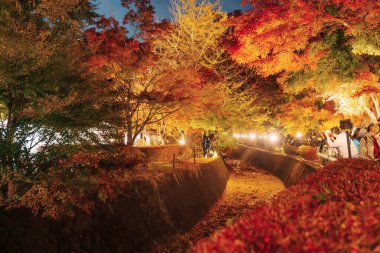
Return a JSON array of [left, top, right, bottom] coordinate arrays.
[[150, 160, 285, 253]]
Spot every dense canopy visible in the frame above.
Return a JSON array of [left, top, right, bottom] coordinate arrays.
[[0, 0, 379, 191]]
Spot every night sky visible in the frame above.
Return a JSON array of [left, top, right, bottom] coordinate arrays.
[[98, 0, 251, 21]]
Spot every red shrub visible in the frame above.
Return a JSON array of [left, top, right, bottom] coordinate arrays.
[[192, 159, 380, 252]]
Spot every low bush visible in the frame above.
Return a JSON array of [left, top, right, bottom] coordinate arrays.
[[2, 147, 146, 219], [192, 159, 380, 252], [283, 144, 299, 156], [298, 145, 318, 161]]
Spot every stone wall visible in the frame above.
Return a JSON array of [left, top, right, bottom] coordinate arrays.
[[235, 145, 320, 187], [0, 158, 228, 253]]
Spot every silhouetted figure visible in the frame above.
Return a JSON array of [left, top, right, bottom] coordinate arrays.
[[202, 132, 208, 158]]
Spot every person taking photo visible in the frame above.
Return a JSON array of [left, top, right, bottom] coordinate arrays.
[[324, 127, 358, 158], [360, 123, 380, 161]]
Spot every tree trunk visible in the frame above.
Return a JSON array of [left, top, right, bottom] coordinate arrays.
[[126, 120, 134, 147], [371, 94, 380, 119], [116, 127, 126, 145], [4, 121, 16, 174], [159, 120, 166, 144], [7, 179, 15, 199], [365, 107, 377, 121]]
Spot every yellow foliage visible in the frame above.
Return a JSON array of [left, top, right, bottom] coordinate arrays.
[[154, 0, 227, 68], [323, 80, 380, 120], [278, 93, 341, 134], [351, 25, 380, 56]]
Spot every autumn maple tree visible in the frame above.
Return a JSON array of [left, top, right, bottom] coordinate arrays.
[[232, 0, 379, 75], [276, 92, 341, 135], [153, 0, 272, 143], [86, 0, 211, 146], [228, 0, 380, 129], [0, 0, 104, 198]]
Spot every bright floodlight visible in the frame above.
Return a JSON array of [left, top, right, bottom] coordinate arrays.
[[296, 132, 303, 138], [236, 134, 241, 138], [269, 133, 278, 142], [259, 135, 263, 139], [179, 138, 185, 145], [249, 133, 256, 139], [263, 135, 267, 139]]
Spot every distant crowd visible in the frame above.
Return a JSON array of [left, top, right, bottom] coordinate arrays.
[[285, 119, 380, 161]]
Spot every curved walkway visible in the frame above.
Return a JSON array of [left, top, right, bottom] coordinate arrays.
[[151, 159, 285, 253]]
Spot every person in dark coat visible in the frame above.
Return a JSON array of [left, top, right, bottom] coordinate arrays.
[[202, 132, 208, 158], [207, 132, 214, 154]]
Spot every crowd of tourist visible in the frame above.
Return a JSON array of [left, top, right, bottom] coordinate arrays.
[[286, 119, 380, 161]]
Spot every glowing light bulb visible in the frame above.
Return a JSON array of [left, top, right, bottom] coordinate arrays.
[[270, 133, 278, 142]]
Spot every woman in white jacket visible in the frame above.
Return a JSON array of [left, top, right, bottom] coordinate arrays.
[[325, 127, 358, 158]]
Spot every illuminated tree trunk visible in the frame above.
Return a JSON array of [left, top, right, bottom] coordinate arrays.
[[371, 94, 380, 119], [159, 120, 167, 144], [365, 107, 377, 120], [126, 119, 134, 147], [116, 127, 126, 145], [365, 94, 380, 121], [2, 99, 18, 198]]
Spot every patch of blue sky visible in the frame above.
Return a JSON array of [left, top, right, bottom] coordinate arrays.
[[97, 0, 252, 22]]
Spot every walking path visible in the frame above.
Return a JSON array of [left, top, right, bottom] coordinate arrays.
[[151, 159, 285, 253]]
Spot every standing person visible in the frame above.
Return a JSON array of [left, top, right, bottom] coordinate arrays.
[[360, 123, 380, 160], [208, 132, 215, 154], [324, 127, 358, 158], [351, 127, 361, 156], [202, 132, 208, 158], [288, 135, 295, 146], [319, 132, 327, 153]]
